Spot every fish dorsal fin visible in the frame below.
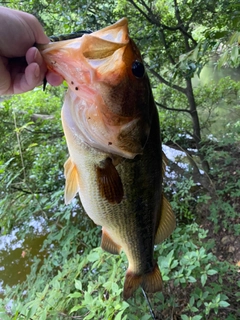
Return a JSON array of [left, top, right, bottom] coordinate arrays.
[[96, 157, 124, 204], [101, 227, 121, 255], [64, 157, 79, 204], [155, 195, 176, 244]]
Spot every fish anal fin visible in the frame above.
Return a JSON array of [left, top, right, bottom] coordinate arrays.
[[101, 228, 121, 255], [155, 195, 176, 244], [96, 157, 124, 204], [123, 263, 162, 300], [64, 158, 79, 204]]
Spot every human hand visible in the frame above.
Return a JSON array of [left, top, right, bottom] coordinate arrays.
[[0, 7, 63, 95]]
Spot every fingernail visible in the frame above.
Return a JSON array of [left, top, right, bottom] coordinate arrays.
[[34, 66, 40, 78]]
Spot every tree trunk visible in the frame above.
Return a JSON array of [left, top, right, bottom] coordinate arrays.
[[186, 78, 210, 173]]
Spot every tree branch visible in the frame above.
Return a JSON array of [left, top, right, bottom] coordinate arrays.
[[136, 0, 177, 64], [159, 28, 176, 64], [156, 101, 190, 114], [145, 62, 186, 94], [11, 186, 58, 195], [173, 0, 197, 49], [127, 0, 155, 25]]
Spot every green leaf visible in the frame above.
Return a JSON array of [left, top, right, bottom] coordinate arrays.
[[192, 316, 202, 320], [68, 292, 82, 299], [115, 310, 125, 320], [191, 307, 199, 312], [218, 50, 229, 68], [75, 279, 82, 291], [0, 311, 12, 320], [219, 301, 230, 308], [87, 250, 100, 262], [39, 309, 47, 320], [207, 269, 218, 275], [201, 274, 207, 286], [189, 296, 195, 306], [70, 304, 82, 313], [188, 276, 197, 283], [84, 292, 93, 304]]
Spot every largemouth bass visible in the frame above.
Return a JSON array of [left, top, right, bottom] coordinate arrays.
[[39, 18, 175, 300]]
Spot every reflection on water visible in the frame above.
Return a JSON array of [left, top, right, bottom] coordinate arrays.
[[163, 145, 187, 169], [0, 217, 49, 297]]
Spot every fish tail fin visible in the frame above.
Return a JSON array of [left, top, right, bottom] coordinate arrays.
[[123, 271, 142, 300], [142, 262, 162, 293], [123, 262, 162, 300]]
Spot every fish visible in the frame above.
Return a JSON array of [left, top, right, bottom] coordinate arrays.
[[39, 18, 176, 300]]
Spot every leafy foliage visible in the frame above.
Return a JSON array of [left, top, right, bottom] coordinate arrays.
[[1, 224, 239, 319]]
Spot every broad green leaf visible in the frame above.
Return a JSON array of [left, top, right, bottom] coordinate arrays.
[[219, 301, 230, 308], [207, 269, 218, 276], [201, 274, 207, 286], [75, 279, 83, 291]]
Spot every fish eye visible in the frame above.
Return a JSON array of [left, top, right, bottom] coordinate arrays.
[[131, 60, 145, 78]]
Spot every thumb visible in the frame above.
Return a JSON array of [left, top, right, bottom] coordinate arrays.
[[25, 14, 49, 45]]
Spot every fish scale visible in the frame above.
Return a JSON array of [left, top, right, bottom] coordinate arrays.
[[39, 18, 176, 300]]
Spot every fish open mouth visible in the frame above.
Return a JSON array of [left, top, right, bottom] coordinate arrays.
[[40, 18, 150, 159]]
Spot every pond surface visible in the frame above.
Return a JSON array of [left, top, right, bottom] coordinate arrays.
[[0, 217, 49, 298]]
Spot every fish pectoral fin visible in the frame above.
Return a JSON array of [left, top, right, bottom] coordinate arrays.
[[96, 157, 124, 204], [101, 228, 121, 255], [155, 195, 176, 244], [123, 262, 162, 300], [64, 157, 79, 204]]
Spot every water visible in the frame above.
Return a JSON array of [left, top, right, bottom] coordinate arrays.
[[0, 217, 49, 297]]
